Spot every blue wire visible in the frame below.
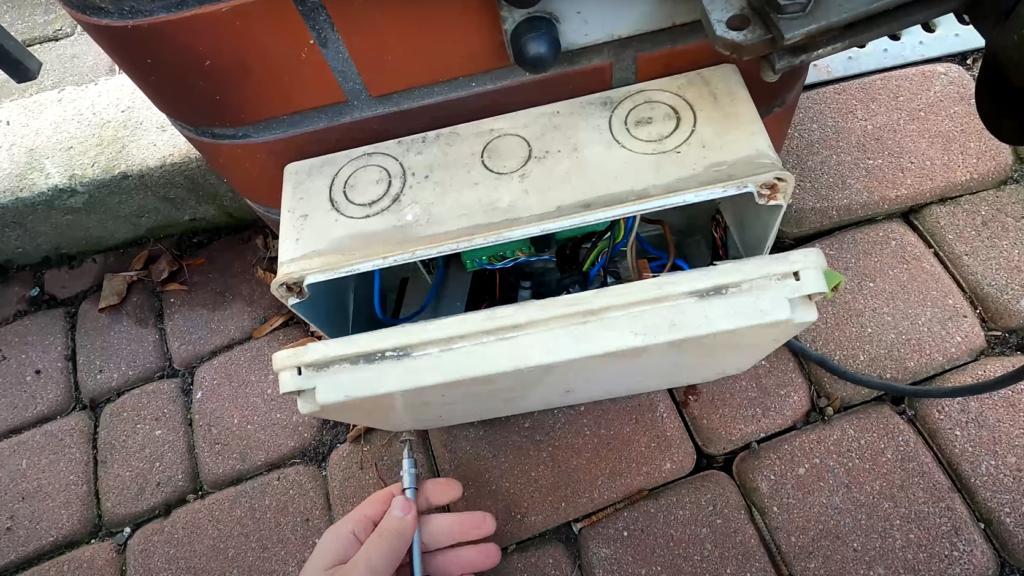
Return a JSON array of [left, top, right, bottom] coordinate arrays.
[[588, 217, 638, 281], [648, 258, 691, 273], [636, 233, 691, 271], [373, 258, 447, 325]]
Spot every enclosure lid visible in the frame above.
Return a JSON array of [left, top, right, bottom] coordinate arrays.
[[274, 249, 828, 430], [273, 64, 790, 300]]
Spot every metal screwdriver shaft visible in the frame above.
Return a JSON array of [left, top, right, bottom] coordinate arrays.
[[400, 434, 423, 576]]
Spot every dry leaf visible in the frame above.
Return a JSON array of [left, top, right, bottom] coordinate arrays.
[[150, 252, 180, 283], [346, 425, 370, 443], [255, 267, 276, 284], [256, 234, 278, 257], [118, 270, 148, 279], [827, 396, 841, 414], [129, 249, 150, 272], [180, 258, 206, 266], [280, 337, 319, 351], [159, 282, 190, 292], [252, 311, 294, 339], [98, 273, 133, 311]]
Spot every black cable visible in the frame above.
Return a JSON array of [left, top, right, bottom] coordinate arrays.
[[786, 339, 1024, 398], [580, 221, 617, 272]]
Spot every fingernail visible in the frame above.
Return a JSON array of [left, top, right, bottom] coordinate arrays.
[[390, 495, 414, 518]]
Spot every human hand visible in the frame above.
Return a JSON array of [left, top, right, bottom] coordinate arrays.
[[300, 478, 501, 576]]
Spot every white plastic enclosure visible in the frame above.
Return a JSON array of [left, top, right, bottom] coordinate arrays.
[[272, 65, 828, 430]]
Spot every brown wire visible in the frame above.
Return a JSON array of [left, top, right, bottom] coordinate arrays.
[[640, 217, 675, 274]]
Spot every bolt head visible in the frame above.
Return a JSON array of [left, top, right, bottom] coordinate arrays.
[[765, 0, 813, 17]]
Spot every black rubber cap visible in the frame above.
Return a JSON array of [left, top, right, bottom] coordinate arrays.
[[503, 0, 542, 8], [510, 15, 561, 75]]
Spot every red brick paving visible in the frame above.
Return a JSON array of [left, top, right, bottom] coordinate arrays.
[[912, 185, 1024, 330], [161, 232, 289, 369], [191, 326, 320, 490], [0, 412, 96, 572], [0, 309, 74, 437], [327, 429, 436, 518], [581, 471, 776, 576], [43, 248, 139, 300], [97, 379, 197, 529], [0, 270, 35, 323], [674, 347, 812, 455], [485, 538, 576, 576], [76, 287, 166, 404], [21, 542, 121, 576], [430, 392, 694, 547], [800, 220, 985, 406], [6, 67, 1024, 575], [911, 356, 1024, 567], [125, 465, 330, 576], [734, 403, 997, 576], [781, 63, 1013, 239]]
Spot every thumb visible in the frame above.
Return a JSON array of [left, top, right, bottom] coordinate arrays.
[[343, 495, 418, 576]]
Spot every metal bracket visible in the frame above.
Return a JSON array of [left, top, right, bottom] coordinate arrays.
[[701, 0, 967, 80], [764, 0, 966, 78]]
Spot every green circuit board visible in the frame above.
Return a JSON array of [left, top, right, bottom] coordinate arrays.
[[460, 221, 610, 271]]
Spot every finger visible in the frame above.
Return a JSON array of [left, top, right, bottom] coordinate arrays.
[[344, 495, 418, 576], [421, 543, 502, 576], [420, 512, 497, 552], [302, 478, 464, 572]]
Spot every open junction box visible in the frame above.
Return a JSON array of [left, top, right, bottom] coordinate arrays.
[[270, 65, 829, 431]]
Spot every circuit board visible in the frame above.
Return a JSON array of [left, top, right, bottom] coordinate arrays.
[[460, 222, 609, 271]]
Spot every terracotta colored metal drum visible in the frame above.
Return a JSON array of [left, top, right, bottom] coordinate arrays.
[[61, 0, 807, 224]]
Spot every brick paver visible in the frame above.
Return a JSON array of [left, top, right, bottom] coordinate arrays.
[[911, 356, 1024, 567], [77, 288, 166, 404], [97, 379, 197, 529], [430, 392, 694, 547], [734, 403, 997, 576], [21, 542, 121, 576], [912, 185, 1024, 330], [800, 220, 985, 406], [485, 538, 576, 576], [0, 309, 73, 436], [327, 429, 436, 518], [0, 412, 96, 572], [126, 465, 330, 576], [674, 347, 811, 455], [191, 326, 320, 490], [781, 63, 1013, 239], [43, 248, 139, 300], [0, 270, 35, 323], [162, 232, 287, 369], [581, 471, 776, 576]]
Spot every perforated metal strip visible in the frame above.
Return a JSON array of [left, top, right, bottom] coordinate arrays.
[[805, 13, 983, 85]]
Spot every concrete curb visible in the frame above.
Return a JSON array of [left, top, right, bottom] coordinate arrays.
[[0, 74, 254, 267]]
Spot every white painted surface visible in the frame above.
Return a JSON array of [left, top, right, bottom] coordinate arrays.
[[275, 249, 829, 430], [500, 0, 703, 52], [275, 65, 789, 296], [806, 14, 983, 85]]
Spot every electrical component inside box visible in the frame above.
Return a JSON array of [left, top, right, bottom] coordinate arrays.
[[460, 222, 609, 271], [376, 201, 733, 324]]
